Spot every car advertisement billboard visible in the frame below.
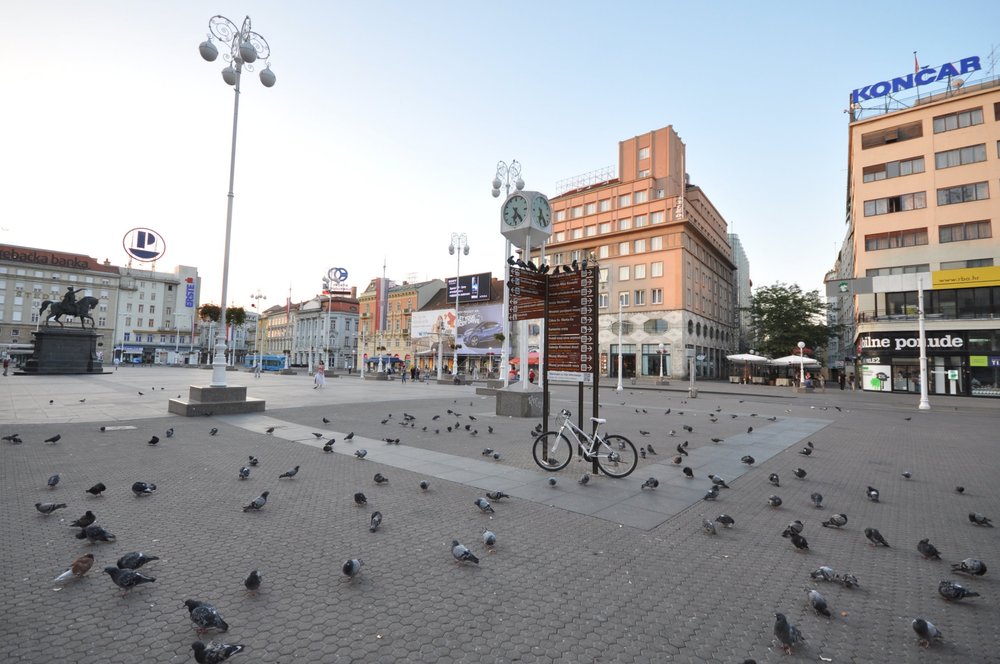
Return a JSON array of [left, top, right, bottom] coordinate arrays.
[[411, 303, 503, 356]]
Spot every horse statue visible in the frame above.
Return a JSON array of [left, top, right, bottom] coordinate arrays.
[[39, 296, 100, 329]]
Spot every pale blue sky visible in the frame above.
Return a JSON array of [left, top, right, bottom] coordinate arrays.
[[2, 2, 998, 310]]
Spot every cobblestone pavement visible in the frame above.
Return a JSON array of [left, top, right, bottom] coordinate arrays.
[[2, 369, 999, 662]]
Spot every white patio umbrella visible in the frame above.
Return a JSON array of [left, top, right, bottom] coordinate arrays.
[[768, 355, 821, 367], [726, 353, 769, 363]]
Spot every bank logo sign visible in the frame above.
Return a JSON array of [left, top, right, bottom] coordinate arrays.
[[851, 56, 981, 105], [123, 228, 165, 262]]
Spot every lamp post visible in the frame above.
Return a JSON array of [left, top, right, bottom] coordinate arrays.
[[917, 276, 931, 410], [199, 15, 276, 388], [449, 233, 470, 377], [492, 160, 524, 388], [360, 325, 366, 378], [797, 341, 806, 387], [616, 292, 624, 393], [250, 290, 265, 371], [658, 342, 665, 381]]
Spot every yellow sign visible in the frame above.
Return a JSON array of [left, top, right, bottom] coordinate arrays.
[[970, 355, 988, 367], [931, 266, 1000, 289]]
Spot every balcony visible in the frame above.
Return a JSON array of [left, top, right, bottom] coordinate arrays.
[[856, 309, 1000, 324]]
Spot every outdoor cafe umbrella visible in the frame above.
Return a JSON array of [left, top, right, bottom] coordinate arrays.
[[509, 351, 540, 366], [726, 353, 769, 363], [768, 355, 821, 366]]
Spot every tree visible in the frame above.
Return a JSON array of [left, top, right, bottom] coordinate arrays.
[[750, 283, 840, 361], [198, 303, 247, 327]]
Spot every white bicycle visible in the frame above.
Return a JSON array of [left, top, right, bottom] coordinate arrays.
[[532, 409, 638, 478]]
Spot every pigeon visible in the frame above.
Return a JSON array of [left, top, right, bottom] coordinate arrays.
[[683, 425, 693, 433], [798, 447, 812, 456], [671, 456, 682, 465], [474, 497, 495, 514], [579, 473, 591, 485], [238, 466, 250, 480], [867, 486, 880, 502], [2, 433, 21, 443], [955, 486, 965, 494], [485, 491, 509, 501], [708, 474, 730, 489], [712, 438, 725, 444], [85, 482, 107, 496], [45, 434, 62, 444], [344, 432, 355, 441], [105, 566, 155, 595], [242, 491, 269, 512], [675, 443, 688, 457], [47, 474, 60, 489], [419, 480, 429, 491], [353, 492, 367, 506], [76, 524, 116, 543], [373, 473, 389, 485], [34, 502, 67, 515], [740, 455, 755, 465], [793, 468, 807, 480], [548, 477, 557, 486], [640, 477, 659, 490], [147, 435, 159, 446], [821, 513, 848, 528], [185, 599, 230, 633], [248, 456, 259, 467], [482, 528, 497, 549], [864, 527, 890, 547], [117, 552, 159, 570], [265, 427, 275, 435], [703, 486, 719, 501], [209, 428, 218, 436], [783, 520, 804, 536], [278, 466, 299, 479], [901, 471, 912, 479], [165, 428, 174, 438], [354, 449, 368, 459], [938, 580, 979, 601], [192, 640, 246, 663], [342, 558, 363, 581], [646, 443, 657, 455], [702, 518, 717, 535], [807, 589, 831, 617], [451, 540, 479, 565], [746, 426, 753, 434], [911, 618, 943, 649], [639, 448, 646, 459], [918, 539, 942, 560], [789, 532, 809, 552], [69, 510, 96, 528], [773, 612, 805, 655], [682, 467, 694, 478], [810, 492, 823, 508], [131, 481, 156, 496], [810, 566, 837, 582], [951, 558, 987, 576], [488, 426, 494, 434], [968, 512, 993, 527], [713, 514, 734, 528], [54, 553, 95, 583], [838, 573, 861, 589], [244, 570, 262, 595], [322, 417, 331, 424], [768, 495, 783, 508], [369, 511, 383, 532]]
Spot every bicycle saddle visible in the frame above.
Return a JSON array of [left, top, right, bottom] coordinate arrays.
[[590, 417, 607, 424]]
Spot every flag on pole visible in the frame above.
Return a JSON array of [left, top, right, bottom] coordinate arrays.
[[914, 51, 919, 73]]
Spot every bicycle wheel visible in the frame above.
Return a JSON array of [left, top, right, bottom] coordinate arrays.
[[532, 432, 574, 471], [595, 434, 638, 478]]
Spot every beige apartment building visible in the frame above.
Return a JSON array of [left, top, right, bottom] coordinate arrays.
[[546, 126, 736, 380], [842, 71, 1000, 397]]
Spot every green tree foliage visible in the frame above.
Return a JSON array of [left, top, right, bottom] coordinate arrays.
[[198, 304, 247, 327], [750, 283, 839, 360]]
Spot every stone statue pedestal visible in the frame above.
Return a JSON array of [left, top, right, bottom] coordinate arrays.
[[168, 385, 265, 416], [495, 383, 543, 418], [21, 328, 105, 374]]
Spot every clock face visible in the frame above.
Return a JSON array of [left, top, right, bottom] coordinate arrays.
[[531, 196, 551, 228], [503, 195, 528, 227]]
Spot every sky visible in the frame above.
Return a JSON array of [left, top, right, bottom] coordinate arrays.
[[2, 2, 999, 312]]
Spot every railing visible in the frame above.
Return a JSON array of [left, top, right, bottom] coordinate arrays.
[[855, 310, 1000, 324]]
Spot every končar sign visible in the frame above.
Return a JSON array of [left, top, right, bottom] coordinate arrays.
[[852, 56, 981, 104]]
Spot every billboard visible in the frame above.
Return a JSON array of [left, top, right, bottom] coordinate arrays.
[[412, 303, 503, 356], [446, 272, 491, 303]]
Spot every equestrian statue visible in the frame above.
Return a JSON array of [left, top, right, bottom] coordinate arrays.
[[40, 286, 99, 329]]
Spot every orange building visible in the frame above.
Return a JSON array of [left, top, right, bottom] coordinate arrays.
[[545, 126, 736, 379]]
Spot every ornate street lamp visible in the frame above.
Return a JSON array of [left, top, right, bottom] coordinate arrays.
[[199, 15, 275, 388], [449, 233, 470, 377]]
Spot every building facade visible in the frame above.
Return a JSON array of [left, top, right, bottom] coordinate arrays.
[[290, 292, 359, 370], [840, 71, 1000, 397], [357, 278, 443, 371], [546, 126, 736, 380], [728, 234, 753, 352]]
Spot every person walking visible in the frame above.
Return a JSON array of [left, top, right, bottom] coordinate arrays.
[[2, 355, 9, 376], [401, 367, 407, 384], [314, 361, 326, 389]]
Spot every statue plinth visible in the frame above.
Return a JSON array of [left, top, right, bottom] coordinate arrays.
[[21, 328, 106, 375]]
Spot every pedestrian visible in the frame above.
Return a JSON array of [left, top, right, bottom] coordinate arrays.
[[2, 355, 9, 376], [838, 373, 845, 390], [528, 368, 536, 383], [410, 365, 416, 381], [314, 361, 326, 389], [401, 367, 407, 384], [254, 362, 262, 379]]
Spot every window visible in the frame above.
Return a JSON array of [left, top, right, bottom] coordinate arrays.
[[618, 194, 631, 207], [936, 144, 986, 169], [555, 231, 565, 242], [937, 182, 989, 206], [939, 221, 992, 243], [619, 292, 630, 307], [124, 333, 130, 341], [651, 211, 664, 224], [651, 288, 663, 305], [861, 121, 923, 149], [932, 107, 983, 134], [638, 169, 650, 178], [148, 305, 155, 314], [634, 290, 645, 306], [585, 225, 596, 237], [585, 202, 596, 215], [651, 236, 663, 250], [634, 191, 647, 203], [862, 156, 925, 182], [125, 317, 132, 326], [556, 210, 566, 222], [599, 268, 609, 283], [572, 206, 583, 218], [638, 147, 650, 159], [138, 304, 144, 313], [598, 199, 611, 212], [863, 191, 926, 216], [126, 303, 133, 312], [147, 334, 153, 342], [864, 228, 929, 251], [150, 292, 156, 301], [940, 258, 994, 270], [571, 228, 583, 239], [598, 245, 609, 259], [865, 264, 929, 277], [618, 266, 630, 281], [165, 307, 172, 316], [618, 218, 631, 231], [599, 222, 611, 234], [634, 215, 647, 227], [618, 242, 630, 256], [651, 262, 663, 277], [160, 335, 167, 343], [634, 239, 646, 253], [598, 293, 609, 308], [634, 264, 646, 279], [148, 319, 154, 328]]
